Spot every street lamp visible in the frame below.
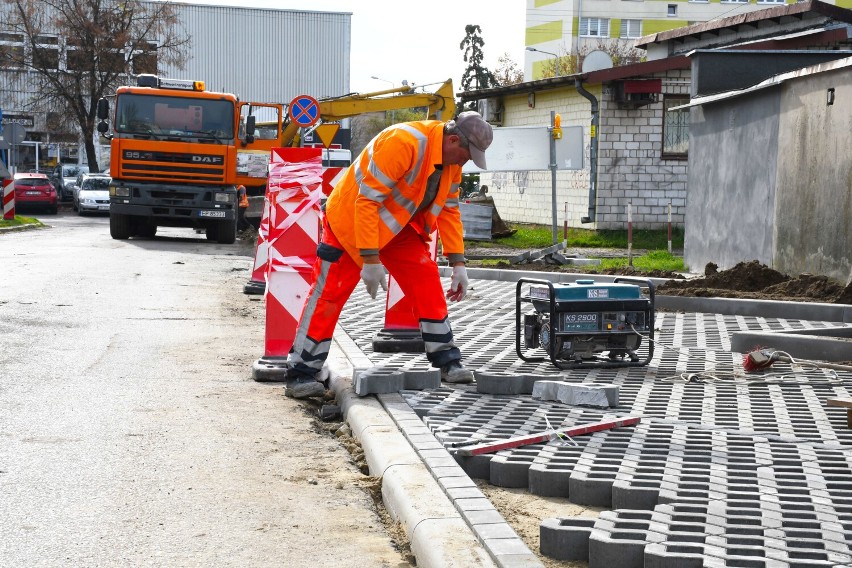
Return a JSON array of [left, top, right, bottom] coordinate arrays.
[[370, 75, 394, 89], [370, 76, 397, 122], [526, 46, 561, 77]]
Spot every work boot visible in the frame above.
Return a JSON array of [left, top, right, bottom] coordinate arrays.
[[284, 376, 326, 399], [440, 361, 474, 384]]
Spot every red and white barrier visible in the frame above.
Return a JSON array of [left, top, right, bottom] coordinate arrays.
[[252, 147, 323, 381], [372, 236, 439, 352], [322, 166, 344, 196], [2, 178, 14, 220], [244, 163, 344, 295], [243, 196, 272, 294]]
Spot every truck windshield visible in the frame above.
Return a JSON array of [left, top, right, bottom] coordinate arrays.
[[115, 94, 235, 140]]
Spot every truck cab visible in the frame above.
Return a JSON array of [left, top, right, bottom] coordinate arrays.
[[98, 75, 246, 243]]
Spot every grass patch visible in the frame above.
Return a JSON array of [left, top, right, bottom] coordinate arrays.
[[0, 215, 41, 229], [469, 224, 684, 250], [596, 250, 686, 272]]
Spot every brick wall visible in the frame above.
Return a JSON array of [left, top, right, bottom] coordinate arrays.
[[597, 69, 690, 229], [478, 70, 691, 231]]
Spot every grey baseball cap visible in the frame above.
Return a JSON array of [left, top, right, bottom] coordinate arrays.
[[455, 111, 493, 169]]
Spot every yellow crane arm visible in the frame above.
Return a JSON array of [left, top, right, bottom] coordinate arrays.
[[280, 79, 456, 147]]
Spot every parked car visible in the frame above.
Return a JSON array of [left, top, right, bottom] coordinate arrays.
[[73, 173, 112, 215], [12, 172, 58, 214], [50, 163, 90, 201]]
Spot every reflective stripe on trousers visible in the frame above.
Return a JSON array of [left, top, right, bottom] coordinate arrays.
[[287, 218, 462, 378]]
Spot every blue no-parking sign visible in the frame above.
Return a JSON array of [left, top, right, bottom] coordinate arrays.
[[288, 95, 320, 127]]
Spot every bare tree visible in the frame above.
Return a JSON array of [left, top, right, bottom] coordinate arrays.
[[535, 40, 645, 78], [0, 0, 189, 171], [493, 53, 523, 86]]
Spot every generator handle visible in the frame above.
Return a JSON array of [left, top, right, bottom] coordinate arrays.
[[613, 277, 656, 365], [515, 277, 557, 364]]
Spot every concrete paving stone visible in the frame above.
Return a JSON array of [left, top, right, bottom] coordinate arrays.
[[456, 497, 499, 513], [612, 475, 662, 510], [482, 538, 540, 566], [490, 448, 541, 488], [353, 366, 404, 395], [455, 453, 494, 480], [643, 542, 706, 568], [441, 474, 480, 491], [474, 522, 523, 540], [539, 517, 596, 561], [588, 525, 650, 568], [446, 486, 488, 501], [475, 371, 550, 395], [403, 368, 442, 390], [466, 508, 510, 526], [528, 444, 587, 498]]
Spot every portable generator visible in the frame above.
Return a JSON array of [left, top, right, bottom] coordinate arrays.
[[515, 277, 655, 369]]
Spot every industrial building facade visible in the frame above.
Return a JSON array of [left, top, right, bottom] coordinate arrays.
[[0, 1, 350, 173]]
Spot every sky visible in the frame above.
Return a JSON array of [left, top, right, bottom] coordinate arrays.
[[180, 0, 527, 94]]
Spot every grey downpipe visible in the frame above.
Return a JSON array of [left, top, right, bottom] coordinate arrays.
[[575, 78, 599, 224]]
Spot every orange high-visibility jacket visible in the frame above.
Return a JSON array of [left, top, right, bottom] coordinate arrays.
[[325, 121, 465, 266], [237, 185, 248, 208]]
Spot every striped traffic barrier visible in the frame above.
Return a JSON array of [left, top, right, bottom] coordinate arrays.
[[2, 178, 14, 220], [252, 147, 323, 381]]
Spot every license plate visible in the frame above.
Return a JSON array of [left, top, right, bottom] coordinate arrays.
[[199, 210, 226, 218], [26, 191, 41, 195], [98, 205, 110, 210]]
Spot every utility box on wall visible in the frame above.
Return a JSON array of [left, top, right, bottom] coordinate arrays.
[[614, 79, 661, 108]]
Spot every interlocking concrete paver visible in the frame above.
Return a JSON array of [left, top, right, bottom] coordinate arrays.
[[334, 277, 852, 566]]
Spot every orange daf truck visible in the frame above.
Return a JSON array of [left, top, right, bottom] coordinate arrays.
[[96, 74, 282, 243]]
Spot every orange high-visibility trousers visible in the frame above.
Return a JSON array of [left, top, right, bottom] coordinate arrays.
[[287, 217, 461, 379]]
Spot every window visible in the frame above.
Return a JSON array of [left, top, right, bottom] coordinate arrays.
[[131, 42, 158, 75], [620, 19, 642, 39], [721, 0, 748, 3], [667, 4, 677, 16], [33, 34, 59, 69], [662, 96, 689, 158], [0, 32, 24, 68], [580, 18, 610, 38]]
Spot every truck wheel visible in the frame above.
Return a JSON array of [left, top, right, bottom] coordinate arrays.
[[110, 213, 132, 240], [136, 219, 157, 238], [205, 222, 217, 241], [216, 219, 237, 245]]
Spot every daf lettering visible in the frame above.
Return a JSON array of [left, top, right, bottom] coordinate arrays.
[[192, 155, 223, 164]]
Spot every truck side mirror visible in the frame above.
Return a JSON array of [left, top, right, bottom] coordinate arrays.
[[96, 98, 109, 120], [244, 116, 256, 144]]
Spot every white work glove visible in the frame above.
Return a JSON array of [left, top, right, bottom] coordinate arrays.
[[360, 263, 387, 299], [445, 265, 469, 302]]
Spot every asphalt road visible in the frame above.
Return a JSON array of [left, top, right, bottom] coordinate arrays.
[[0, 212, 408, 567]]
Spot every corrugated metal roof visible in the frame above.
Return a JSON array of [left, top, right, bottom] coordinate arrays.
[[635, 0, 852, 48], [671, 53, 852, 109]]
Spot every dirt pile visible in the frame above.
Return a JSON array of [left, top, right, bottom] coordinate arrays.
[[658, 260, 852, 304]]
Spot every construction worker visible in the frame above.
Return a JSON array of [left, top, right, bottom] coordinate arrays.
[[236, 184, 249, 231], [284, 111, 494, 399]]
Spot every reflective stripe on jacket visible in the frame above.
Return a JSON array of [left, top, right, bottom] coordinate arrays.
[[324, 120, 464, 266]]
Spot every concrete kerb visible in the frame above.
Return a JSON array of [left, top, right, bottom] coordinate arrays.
[[0, 222, 44, 234], [326, 331, 506, 568]]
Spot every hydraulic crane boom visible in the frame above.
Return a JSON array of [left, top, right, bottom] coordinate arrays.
[[280, 79, 457, 147]]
